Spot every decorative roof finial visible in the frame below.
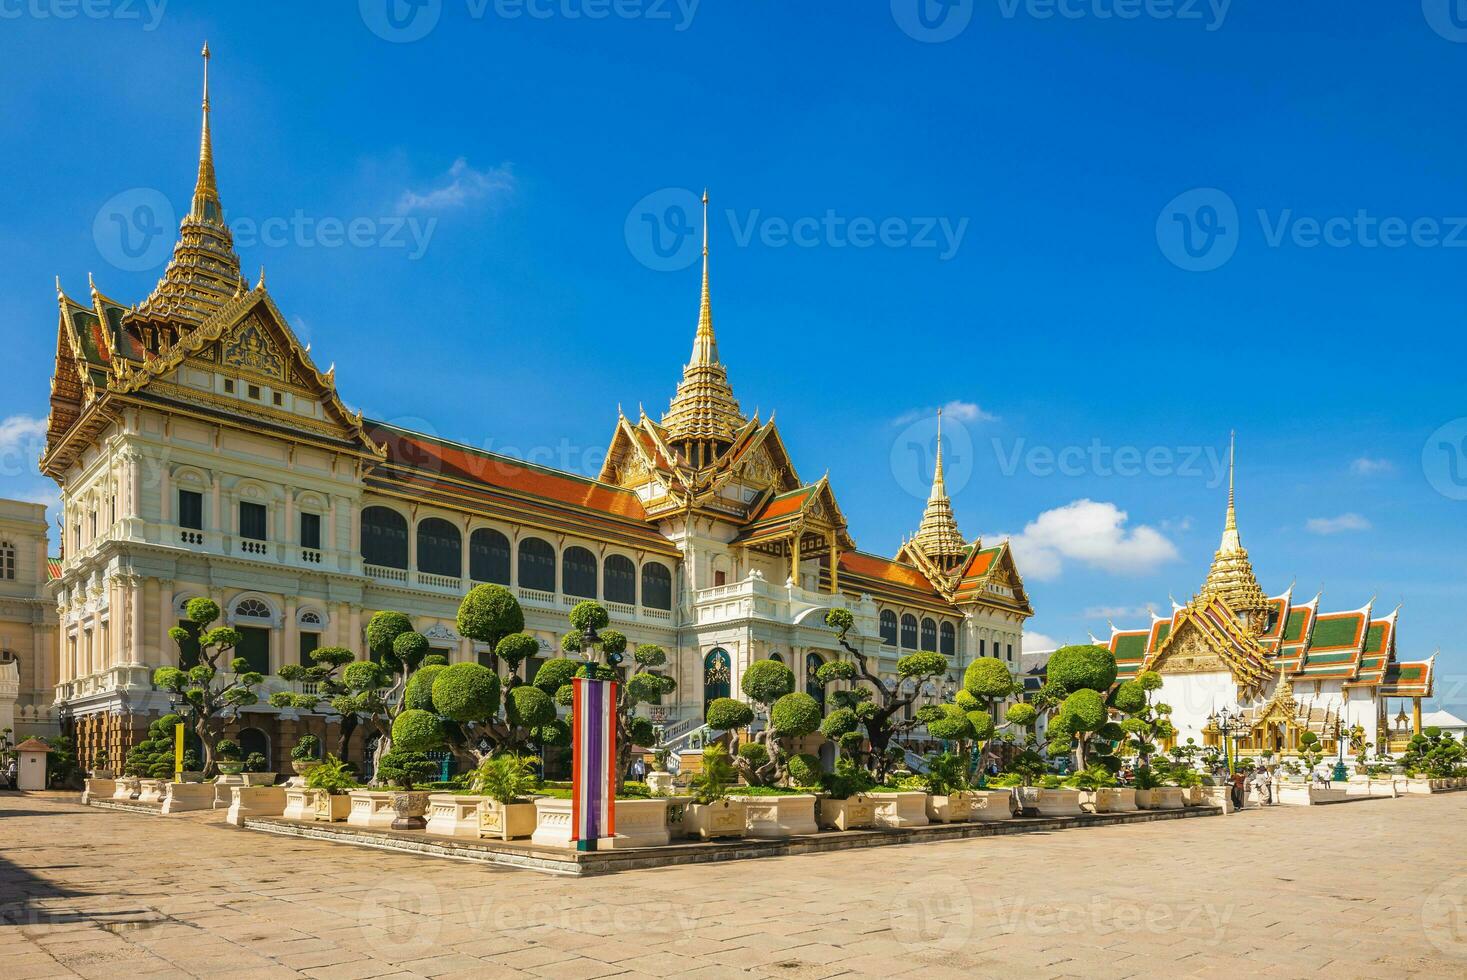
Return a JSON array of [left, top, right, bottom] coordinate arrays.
[[910, 406, 965, 569], [932, 407, 946, 495], [692, 188, 716, 366], [194, 41, 219, 216], [1200, 429, 1270, 624], [1225, 428, 1237, 533]]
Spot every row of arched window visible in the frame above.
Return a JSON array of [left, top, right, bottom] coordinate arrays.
[[360, 507, 673, 609], [879, 609, 956, 656]]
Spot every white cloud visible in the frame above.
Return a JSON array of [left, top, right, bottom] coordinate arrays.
[[0, 414, 45, 457], [989, 499, 1180, 582], [1350, 457, 1394, 476], [396, 158, 514, 214], [1083, 603, 1160, 620], [1022, 631, 1060, 653], [892, 400, 997, 427], [1306, 513, 1371, 535]]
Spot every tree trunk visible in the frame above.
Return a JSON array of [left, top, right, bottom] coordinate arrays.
[[336, 714, 358, 762]]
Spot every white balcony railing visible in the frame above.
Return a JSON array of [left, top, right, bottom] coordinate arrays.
[[365, 563, 409, 583]]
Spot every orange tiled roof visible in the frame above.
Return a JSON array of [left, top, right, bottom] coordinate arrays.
[[838, 550, 935, 593], [47, 558, 62, 580]]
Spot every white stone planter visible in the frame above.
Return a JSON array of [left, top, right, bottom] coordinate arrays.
[[83, 778, 116, 804], [646, 771, 674, 796], [483, 799, 541, 842], [242, 772, 277, 786], [530, 797, 576, 846], [817, 795, 875, 831], [1087, 787, 1138, 813], [606, 798, 673, 848], [1407, 777, 1434, 795], [869, 791, 929, 828], [1036, 788, 1084, 817], [425, 794, 485, 838], [161, 781, 216, 814], [1135, 787, 1185, 810], [226, 786, 285, 826], [137, 779, 166, 803], [729, 793, 819, 838], [963, 789, 1014, 822], [347, 790, 398, 828], [283, 787, 350, 821], [925, 794, 973, 823], [112, 776, 142, 800], [1276, 783, 1349, 806], [1202, 785, 1234, 813], [685, 799, 749, 840], [1370, 778, 1399, 798], [1011, 786, 1042, 815], [1179, 785, 1205, 806]]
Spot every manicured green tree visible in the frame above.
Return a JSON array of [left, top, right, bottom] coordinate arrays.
[[155, 598, 264, 777], [456, 584, 526, 675], [268, 645, 358, 761], [817, 609, 949, 783], [707, 659, 819, 786], [1047, 687, 1124, 771], [123, 713, 185, 779], [959, 656, 1024, 772], [1115, 669, 1172, 785], [560, 600, 676, 792]]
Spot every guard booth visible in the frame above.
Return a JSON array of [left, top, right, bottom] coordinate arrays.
[[15, 738, 52, 791]]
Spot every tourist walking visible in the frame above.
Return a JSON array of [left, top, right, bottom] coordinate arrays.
[[4, 757, 16, 790]]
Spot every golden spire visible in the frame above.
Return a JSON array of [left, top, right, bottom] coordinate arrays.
[[134, 42, 245, 326], [661, 189, 746, 454], [1200, 431, 1271, 628], [911, 408, 967, 569]]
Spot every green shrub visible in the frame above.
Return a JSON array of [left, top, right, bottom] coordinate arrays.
[[532, 658, 579, 697], [468, 753, 539, 804], [506, 685, 555, 728], [431, 662, 501, 721], [392, 631, 430, 668], [1005, 703, 1036, 727], [1112, 679, 1147, 715], [243, 752, 268, 773], [391, 708, 445, 753], [1045, 644, 1118, 694], [405, 664, 447, 711], [691, 744, 736, 805], [769, 692, 822, 737], [495, 633, 541, 674], [1058, 688, 1107, 731], [376, 750, 437, 791], [923, 751, 967, 795], [737, 742, 769, 768], [897, 651, 947, 679], [365, 611, 414, 658], [304, 754, 358, 794], [741, 660, 795, 705], [291, 735, 321, 762], [457, 584, 525, 645], [820, 756, 875, 798], [568, 600, 610, 633], [963, 657, 1014, 699], [706, 697, 754, 731], [786, 753, 822, 787], [215, 738, 242, 761]]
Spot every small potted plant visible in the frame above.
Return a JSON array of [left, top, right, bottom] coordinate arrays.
[[473, 753, 541, 841], [376, 750, 437, 830], [215, 739, 245, 776], [291, 753, 358, 821], [647, 746, 674, 796], [922, 752, 973, 823], [684, 744, 747, 840], [89, 748, 114, 780], [815, 757, 877, 831], [290, 735, 322, 776]]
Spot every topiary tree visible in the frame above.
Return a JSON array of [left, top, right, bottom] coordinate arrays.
[[457, 584, 526, 674], [269, 645, 359, 761], [959, 656, 1023, 773], [1045, 644, 1119, 696], [155, 598, 264, 777], [703, 660, 818, 787], [124, 713, 185, 779], [816, 609, 948, 783]]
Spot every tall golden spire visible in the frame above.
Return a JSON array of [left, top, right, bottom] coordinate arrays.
[[135, 41, 246, 326], [911, 408, 967, 569], [1200, 431, 1271, 628], [661, 189, 746, 455]]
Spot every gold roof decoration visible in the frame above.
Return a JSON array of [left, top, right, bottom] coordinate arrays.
[[133, 42, 247, 327], [660, 191, 747, 449], [1198, 432, 1272, 627], [909, 408, 967, 569]]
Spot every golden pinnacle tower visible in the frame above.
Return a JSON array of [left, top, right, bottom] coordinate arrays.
[[1199, 432, 1272, 630], [910, 409, 967, 569], [134, 41, 246, 326], [661, 190, 747, 464]]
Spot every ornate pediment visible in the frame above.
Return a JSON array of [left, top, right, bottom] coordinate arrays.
[[1150, 617, 1231, 675], [220, 315, 287, 382]]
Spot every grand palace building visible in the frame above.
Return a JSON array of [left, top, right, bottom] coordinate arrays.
[[35, 53, 1034, 772]]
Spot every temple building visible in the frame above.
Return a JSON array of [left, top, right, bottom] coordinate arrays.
[[0, 499, 60, 740], [1100, 438, 1435, 760], [40, 51, 1033, 773]]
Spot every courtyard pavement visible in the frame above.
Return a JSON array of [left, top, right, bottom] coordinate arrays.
[[1, 792, 1464, 978]]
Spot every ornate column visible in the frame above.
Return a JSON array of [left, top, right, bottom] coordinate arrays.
[[158, 579, 174, 668], [129, 577, 144, 666], [789, 532, 801, 585], [283, 597, 298, 672], [827, 530, 839, 595], [1413, 697, 1423, 735]]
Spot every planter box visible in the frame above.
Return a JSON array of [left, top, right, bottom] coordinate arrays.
[[1037, 788, 1084, 817], [1407, 778, 1434, 795], [925, 794, 973, 823], [869, 792, 929, 829], [605, 798, 673, 848], [137, 779, 166, 803], [685, 799, 749, 840], [483, 799, 542, 842], [112, 776, 141, 800], [1011, 786, 1041, 815], [1180, 785, 1205, 806], [817, 795, 875, 831], [1085, 787, 1138, 813], [1135, 787, 1185, 810], [1347, 776, 1400, 799], [729, 793, 818, 838], [425, 794, 485, 838], [646, 771, 674, 796], [283, 787, 351, 822], [161, 781, 216, 814], [530, 797, 576, 847], [963, 789, 1014, 822], [1276, 783, 1349, 806], [83, 778, 116, 805], [347, 790, 398, 828], [390, 791, 430, 830], [242, 772, 277, 786], [226, 786, 285, 826]]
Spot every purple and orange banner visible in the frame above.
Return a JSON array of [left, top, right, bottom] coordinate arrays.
[[571, 677, 617, 845]]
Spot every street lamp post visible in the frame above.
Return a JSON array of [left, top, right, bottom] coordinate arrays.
[[1332, 716, 1349, 783], [1211, 707, 1238, 776]]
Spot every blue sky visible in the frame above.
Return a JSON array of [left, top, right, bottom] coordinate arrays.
[[1, 2, 1464, 709]]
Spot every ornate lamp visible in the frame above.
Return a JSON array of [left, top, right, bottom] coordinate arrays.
[[1332, 714, 1349, 783]]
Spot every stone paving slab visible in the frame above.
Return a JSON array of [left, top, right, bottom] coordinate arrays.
[[3, 794, 1465, 977]]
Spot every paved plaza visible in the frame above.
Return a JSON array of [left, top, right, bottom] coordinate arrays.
[[1, 793, 1465, 979]]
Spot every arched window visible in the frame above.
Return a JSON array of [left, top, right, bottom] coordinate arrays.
[[604, 554, 636, 604], [900, 614, 918, 649], [703, 648, 731, 715], [940, 621, 956, 657], [518, 537, 555, 592], [880, 609, 898, 646], [235, 598, 271, 620], [469, 528, 511, 584], [805, 652, 825, 712], [416, 518, 461, 577], [769, 651, 783, 663], [641, 562, 672, 610], [562, 546, 597, 598], [0, 541, 14, 580], [921, 617, 937, 651], [361, 506, 408, 569]]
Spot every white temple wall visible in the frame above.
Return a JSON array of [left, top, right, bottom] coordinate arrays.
[[1157, 670, 1236, 745]]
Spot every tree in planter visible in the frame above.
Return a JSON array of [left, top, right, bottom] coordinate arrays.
[[375, 750, 438, 791], [920, 701, 995, 786], [156, 598, 265, 777], [961, 657, 1020, 771], [1113, 670, 1172, 782], [817, 608, 949, 783], [268, 646, 358, 760], [560, 600, 676, 793], [215, 738, 244, 774], [1046, 688, 1125, 773], [124, 714, 185, 779], [705, 660, 821, 787], [346, 610, 435, 774]]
